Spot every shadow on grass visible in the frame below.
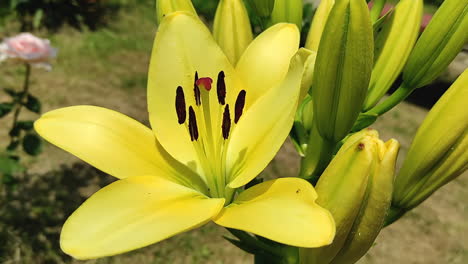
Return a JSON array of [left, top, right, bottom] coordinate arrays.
[[0, 163, 115, 263]]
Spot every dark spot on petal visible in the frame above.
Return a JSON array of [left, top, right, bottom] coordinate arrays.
[[296, 189, 301, 194], [175, 86, 186, 124], [358, 143, 365, 150]]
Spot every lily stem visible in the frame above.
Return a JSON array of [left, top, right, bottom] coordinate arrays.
[[365, 83, 413, 117], [299, 123, 336, 185], [9, 63, 31, 146]]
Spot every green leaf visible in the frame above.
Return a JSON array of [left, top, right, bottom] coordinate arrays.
[[223, 237, 258, 255], [0, 102, 14, 118], [3, 88, 19, 99], [17, 120, 34, 131], [9, 126, 21, 137], [22, 133, 43, 156], [6, 140, 20, 151], [351, 113, 378, 132], [33, 8, 44, 29], [0, 154, 23, 176], [24, 94, 41, 113]]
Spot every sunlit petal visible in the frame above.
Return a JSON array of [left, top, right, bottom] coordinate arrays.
[[61, 175, 225, 259], [227, 49, 311, 188], [148, 12, 243, 175], [215, 178, 335, 247], [35, 106, 207, 191], [235, 23, 300, 108]]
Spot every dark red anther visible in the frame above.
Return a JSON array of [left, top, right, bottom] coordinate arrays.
[[217, 71, 226, 105], [222, 104, 231, 140], [175, 86, 186, 124], [188, 106, 199, 141], [234, 90, 246, 124], [196, 77, 213, 91], [194, 72, 201, 106]]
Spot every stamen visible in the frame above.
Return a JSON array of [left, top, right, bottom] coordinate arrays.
[[175, 86, 186, 124], [234, 90, 246, 124], [217, 71, 226, 105], [196, 77, 213, 91], [188, 106, 199, 141], [194, 72, 201, 106], [222, 104, 231, 140]]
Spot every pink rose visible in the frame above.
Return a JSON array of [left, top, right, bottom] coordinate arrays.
[[0, 33, 57, 70]]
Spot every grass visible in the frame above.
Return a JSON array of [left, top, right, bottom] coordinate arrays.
[[0, 1, 467, 263]]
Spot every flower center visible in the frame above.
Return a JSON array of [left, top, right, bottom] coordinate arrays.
[[174, 71, 246, 198]]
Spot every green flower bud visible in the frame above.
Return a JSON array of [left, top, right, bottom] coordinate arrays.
[[312, 0, 373, 143], [249, 0, 275, 18], [300, 129, 399, 264], [213, 0, 254, 65], [269, 0, 303, 30], [332, 138, 399, 264], [305, 0, 335, 52], [390, 69, 468, 223], [364, 0, 423, 110], [402, 0, 468, 89], [156, 0, 197, 25]]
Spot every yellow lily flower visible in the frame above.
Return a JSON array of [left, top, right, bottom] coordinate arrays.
[[34, 12, 334, 259]]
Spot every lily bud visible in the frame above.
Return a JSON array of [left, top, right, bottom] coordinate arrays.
[[402, 0, 468, 89], [332, 139, 399, 264], [249, 0, 275, 18], [312, 0, 373, 143], [363, 0, 423, 110], [300, 129, 399, 264], [156, 0, 197, 25], [390, 69, 468, 224], [213, 0, 254, 65], [270, 0, 303, 30], [304, 0, 335, 52]]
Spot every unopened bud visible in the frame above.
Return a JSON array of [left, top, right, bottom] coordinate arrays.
[[312, 0, 373, 143], [270, 0, 303, 30], [390, 69, 468, 223], [213, 0, 253, 65], [402, 0, 468, 89], [300, 129, 399, 264], [156, 0, 197, 25], [304, 0, 335, 52], [364, 0, 423, 110], [249, 0, 275, 18]]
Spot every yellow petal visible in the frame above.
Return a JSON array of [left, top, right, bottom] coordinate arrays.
[[235, 23, 300, 108], [227, 49, 311, 188], [61, 175, 225, 259], [148, 12, 243, 174], [214, 178, 335, 247], [34, 106, 207, 191]]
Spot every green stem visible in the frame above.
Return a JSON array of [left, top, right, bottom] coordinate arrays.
[[9, 63, 31, 145], [228, 229, 281, 258], [299, 123, 336, 184], [370, 0, 386, 23], [384, 206, 406, 227], [366, 84, 413, 116]]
